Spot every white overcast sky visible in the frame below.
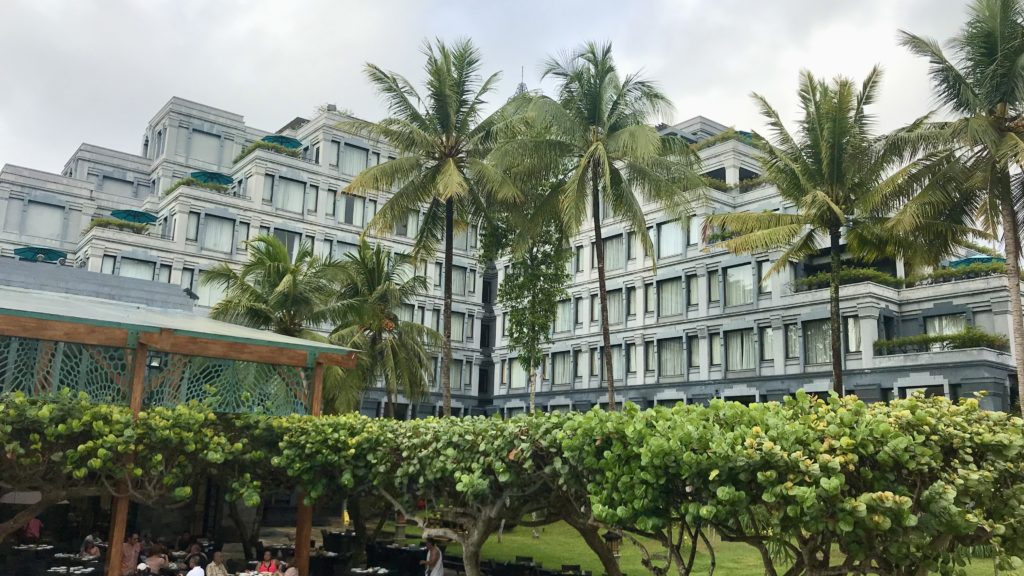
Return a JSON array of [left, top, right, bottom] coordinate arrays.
[[0, 0, 967, 173]]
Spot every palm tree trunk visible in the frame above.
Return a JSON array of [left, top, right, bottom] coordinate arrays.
[[828, 225, 844, 395], [1000, 201, 1024, 416], [441, 198, 455, 417], [527, 363, 536, 413], [386, 389, 395, 419], [592, 162, 616, 410]]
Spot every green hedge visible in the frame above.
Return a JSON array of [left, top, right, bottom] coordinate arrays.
[[794, 268, 903, 290], [874, 326, 1010, 355], [909, 262, 1006, 286], [233, 140, 301, 164], [83, 217, 149, 235], [163, 177, 229, 196]]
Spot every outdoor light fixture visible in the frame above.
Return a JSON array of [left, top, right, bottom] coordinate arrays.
[[602, 530, 622, 559], [147, 354, 164, 370]]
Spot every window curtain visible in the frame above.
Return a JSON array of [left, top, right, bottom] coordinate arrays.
[[262, 175, 274, 202], [452, 266, 467, 295], [119, 258, 154, 280], [398, 304, 415, 322], [273, 229, 301, 261], [604, 235, 624, 270], [555, 300, 573, 332], [804, 320, 832, 364], [710, 333, 722, 365], [925, 314, 966, 336], [658, 278, 683, 316], [553, 352, 571, 385], [760, 327, 774, 361], [341, 144, 368, 175], [846, 317, 861, 352], [786, 324, 799, 358], [454, 227, 469, 250], [607, 289, 623, 324], [658, 220, 683, 258], [202, 215, 235, 252], [329, 141, 341, 166], [725, 264, 753, 305], [687, 215, 703, 245], [196, 278, 226, 308], [658, 338, 684, 376], [688, 336, 701, 368], [726, 330, 755, 370], [510, 361, 527, 389], [451, 312, 465, 342], [708, 270, 720, 302], [611, 345, 623, 379], [277, 178, 305, 213], [342, 194, 365, 226], [450, 360, 464, 390]]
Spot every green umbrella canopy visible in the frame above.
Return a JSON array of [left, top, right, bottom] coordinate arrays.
[[14, 246, 67, 263], [110, 209, 157, 224], [261, 134, 303, 149], [949, 254, 1006, 268], [190, 171, 233, 186]]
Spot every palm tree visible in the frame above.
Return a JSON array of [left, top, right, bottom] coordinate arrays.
[[706, 67, 931, 394], [494, 42, 703, 409], [896, 0, 1024, 413], [342, 39, 522, 416], [331, 240, 441, 418], [201, 235, 347, 338]]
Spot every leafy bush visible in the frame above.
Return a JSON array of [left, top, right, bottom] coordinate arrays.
[[874, 326, 1010, 355], [83, 217, 149, 235], [908, 262, 1007, 286], [233, 140, 301, 163], [793, 268, 903, 291], [163, 177, 229, 196]]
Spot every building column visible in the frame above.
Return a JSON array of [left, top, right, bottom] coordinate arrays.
[[772, 317, 786, 375], [859, 306, 880, 369]]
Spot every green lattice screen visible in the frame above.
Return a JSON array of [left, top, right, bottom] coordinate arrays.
[[0, 335, 312, 415], [0, 335, 131, 403]]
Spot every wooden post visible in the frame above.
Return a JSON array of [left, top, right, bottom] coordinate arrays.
[[294, 361, 325, 576], [106, 342, 148, 576]]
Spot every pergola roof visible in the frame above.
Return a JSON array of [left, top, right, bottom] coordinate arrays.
[[0, 285, 356, 368]]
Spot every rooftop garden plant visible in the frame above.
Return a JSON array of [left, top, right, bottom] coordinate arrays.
[[233, 140, 301, 164]]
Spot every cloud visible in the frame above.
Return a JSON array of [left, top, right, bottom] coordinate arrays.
[[0, 0, 970, 172]]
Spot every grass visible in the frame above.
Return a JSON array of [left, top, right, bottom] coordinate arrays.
[[396, 522, 1019, 576]]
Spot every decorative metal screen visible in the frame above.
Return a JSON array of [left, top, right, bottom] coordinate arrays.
[[0, 335, 312, 415], [0, 335, 131, 403], [143, 353, 311, 415]]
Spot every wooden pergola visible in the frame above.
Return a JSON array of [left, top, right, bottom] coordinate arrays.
[[0, 286, 357, 576]]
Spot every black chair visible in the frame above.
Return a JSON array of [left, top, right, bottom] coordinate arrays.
[[515, 556, 534, 564], [561, 565, 581, 574]]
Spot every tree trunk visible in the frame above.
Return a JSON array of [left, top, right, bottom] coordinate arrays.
[[226, 498, 265, 561], [1000, 201, 1024, 416], [0, 496, 55, 542], [528, 363, 536, 413], [828, 226, 844, 395], [441, 198, 455, 417], [386, 389, 395, 419], [461, 526, 491, 576], [562, 513, 622, 576], [347, 497, 368, 567], [592, 163, 616, 410]]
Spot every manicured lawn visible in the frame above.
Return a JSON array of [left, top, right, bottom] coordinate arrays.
[[401, 522, 1020, 576]]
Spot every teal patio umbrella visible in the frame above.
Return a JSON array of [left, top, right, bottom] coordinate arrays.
[[110, 209, 157, 224], [190, 171, 233, 186], [14, 246, 67, 263], [261, 134, 303, 149], [949, 254, 1005, 268]]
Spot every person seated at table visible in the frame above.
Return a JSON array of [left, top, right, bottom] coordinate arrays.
[[186, 555, 205, 576], [257, 550, 279, 573], [22, 516, 43, 543], [185, 542, 208, 567], [80, 535, 101, 558], [283, 567, 299, 576], [143, 543, 169, 573], [175, 531, 194, 552], [205, 550, 229, 576]]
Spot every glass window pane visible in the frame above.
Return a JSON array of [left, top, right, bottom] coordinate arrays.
[[724, 264, 753, 306], [658, 278, 683, 316], [658, 220, 683, 258], [658, 338, 684, 376], [726, 330, 755, 370], [804, 320, 832, 364]]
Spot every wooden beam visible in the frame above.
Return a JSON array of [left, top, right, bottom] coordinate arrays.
[[294, 501, 314, 576], [139, 331, 309, 367], [107, 344, 148, 576], [310, 361, 325, 417], [129, 343, 148, 416], [317, 352, 358, 369], [0, 315, 129, 348]]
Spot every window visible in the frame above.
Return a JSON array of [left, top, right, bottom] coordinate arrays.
[[553, 352, 572, 385], [626, 287, 637, 317], [262, 174, 274, 203], [760, 327, 774, 361], [101, 255, 116, 274], [604, 235, 624, 271], [687, 335, 701, 368], [644, 342, 655, 372], [341, 144, 368, 175], [277, 177, 305, 213], [452, 266, 467, 296], [329, 141, 340, 166], [574, 297, 584, 325], [804, 320, 832, 365], [237, 221, 250, 250], [24, 202, 64, 239], [186, 212, 200, 242], [259, 225, 270, 238], [573, 350, 583, 378], [658, 338, 684, 376], [467, 313, 475, 340], [341, 194, 365, 226], [158, 264, 171, 283], [846, 317, 861, 353], [326, 190, 337, 217], [555, 300, 573, 333], [574, 246, 583, 272], [334, 241, 357, 259], [180, 267, 195, 289], [759, 261, 772, 295], [395, 211, 419, 238], [451, 312, 465, 342], [590, 295, 600, 323], [273, 229, 301, 260], [724, 264, 753, 306], [785, 324, 799, 359], [607, 289, 623, 324], [687, 275, 699, 306], [925, 313, 967, 336], [611, 345, 624, 379], [196, 277, 226, 308], [710, 333, 722, 366], [708, 270, 721, 303], [658, 220, 683, 258], [306, 185, 319, 213], [626, 343, 637, 374], [454, 227, 469, 251], [726, 330, 755, 370], [397, 304, 415, 322], [500, 359, 507, 386], [450, 359, 465, 391], [627, 231, 638, 260], [658, 278, 683, 317], [601, 199, 616, 220], [202, 215, 235, 252], [591, 242, 597, 268], [314, 145, 321, 164], [190, 130, 221, 164], [687, 215, 702, 245], [501, 313, 507, 337], [367, 199, 377, 220], [590, 348, 601, 377], [318, 239, 332, 258], [434, 263, 442, 287], [645, 283, 656, 314], [371, 151, 381, 166], [467, 270, 476, 293]]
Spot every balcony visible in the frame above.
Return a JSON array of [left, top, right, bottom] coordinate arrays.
[[870, 347, 1012, 371]]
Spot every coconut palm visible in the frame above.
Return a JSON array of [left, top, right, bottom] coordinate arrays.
[[330, 240, 441, 418], [895, 0, 1024, 413], [342, 39, 522, 416], [493, 42, 704, 409], [706, 67, 938, 394]]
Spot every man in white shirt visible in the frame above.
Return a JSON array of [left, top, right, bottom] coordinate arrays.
[[186, 555, 205, 576]]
